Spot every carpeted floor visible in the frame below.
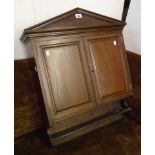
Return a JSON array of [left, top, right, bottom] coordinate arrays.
[[15, 117, 141, 155]]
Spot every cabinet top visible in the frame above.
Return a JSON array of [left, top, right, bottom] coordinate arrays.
[[21, 7, 126, 44]]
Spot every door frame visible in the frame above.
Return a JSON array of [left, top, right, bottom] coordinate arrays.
[[32, 36, 96, 125], [83, 33, 133, 105]]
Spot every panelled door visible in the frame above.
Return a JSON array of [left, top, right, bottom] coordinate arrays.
[[34, 37, 96, 124], [83, 34, 132, 104]]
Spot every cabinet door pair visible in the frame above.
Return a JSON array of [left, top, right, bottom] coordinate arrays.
[[34, 34, 132, 122]]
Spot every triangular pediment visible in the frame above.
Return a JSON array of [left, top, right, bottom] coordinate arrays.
[[36, 13, 112, 31], [25, 8, 125, 32], [21, 8, 125, 43]]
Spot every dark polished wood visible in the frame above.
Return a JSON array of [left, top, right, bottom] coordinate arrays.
[[21, 7, 126, 44], [14, 51, 141, 138], [20, 8, 133, 144], [49, 105, 131, 145], [83, 33, 132, 105], [35, 37, 96, 123], [44, 43, 92, 112]]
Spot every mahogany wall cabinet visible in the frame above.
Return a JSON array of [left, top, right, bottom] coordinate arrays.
[[21, 8, 133, 145]]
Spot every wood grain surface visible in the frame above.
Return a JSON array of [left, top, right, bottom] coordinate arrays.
[[14, 51, 141, 138]]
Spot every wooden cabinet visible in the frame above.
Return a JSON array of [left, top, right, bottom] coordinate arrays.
[[21, 8, 133, 145]]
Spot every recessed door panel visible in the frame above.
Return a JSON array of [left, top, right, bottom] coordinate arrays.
[[43, 44, 90, 112], [35, 37, 96, 122], [83, 34, 132, 104]]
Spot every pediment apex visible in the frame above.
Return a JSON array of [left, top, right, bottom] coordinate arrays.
[[21, 8, 125, 43]]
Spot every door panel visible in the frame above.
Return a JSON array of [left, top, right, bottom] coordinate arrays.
[[43, 44, 90, 112], [35, 37, 96, 122], [83, 34, 132, 104]]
